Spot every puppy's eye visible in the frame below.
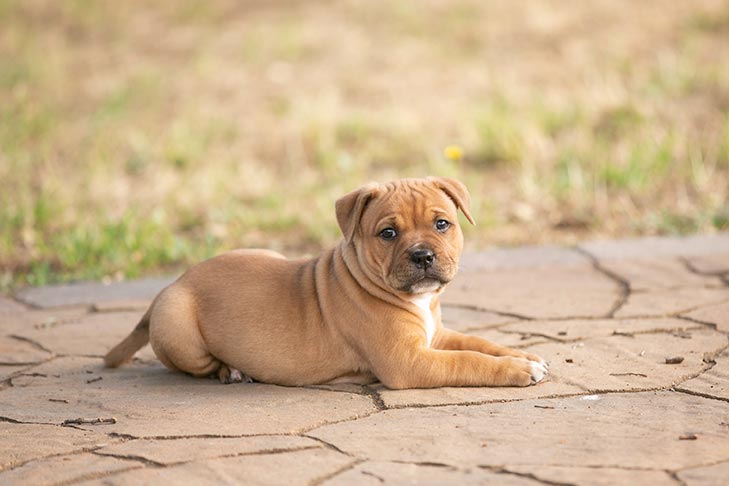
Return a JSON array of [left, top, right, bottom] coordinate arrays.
[[379, 227, 397, 240], [435, 219, 451, 232]]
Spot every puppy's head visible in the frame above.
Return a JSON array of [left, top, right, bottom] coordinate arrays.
[[336, 177, 475, 296]]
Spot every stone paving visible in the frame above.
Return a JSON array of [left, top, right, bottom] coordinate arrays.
[[1, 234, 728, 485]]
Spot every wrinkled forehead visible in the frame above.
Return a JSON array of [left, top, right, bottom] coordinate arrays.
[[363, 182, 458, 228]]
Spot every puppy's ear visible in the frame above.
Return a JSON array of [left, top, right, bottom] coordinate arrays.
[[429, 177, 476, 225], [335, 182, 381, 242]]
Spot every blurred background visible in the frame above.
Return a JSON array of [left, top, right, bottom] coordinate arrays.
[[1, 0, 728, 290]]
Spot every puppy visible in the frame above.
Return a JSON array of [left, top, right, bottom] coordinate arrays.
[[105, 177, 547, 388]]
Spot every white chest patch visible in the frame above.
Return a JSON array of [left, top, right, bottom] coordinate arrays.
[[411, 294, 436, 347]]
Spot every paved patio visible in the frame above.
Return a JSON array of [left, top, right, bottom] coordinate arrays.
[[1, 234, 728, 485]]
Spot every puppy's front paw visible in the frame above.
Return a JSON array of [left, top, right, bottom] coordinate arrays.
[[501, 356, 548, 387]]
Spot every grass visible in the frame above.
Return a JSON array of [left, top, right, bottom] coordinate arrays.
[[1, 0, 728, 291]]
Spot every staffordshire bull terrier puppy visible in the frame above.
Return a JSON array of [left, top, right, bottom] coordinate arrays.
[[105, 177, 547, 388]]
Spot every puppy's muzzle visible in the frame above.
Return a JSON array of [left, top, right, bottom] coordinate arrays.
[[409, 248, 435, 269]]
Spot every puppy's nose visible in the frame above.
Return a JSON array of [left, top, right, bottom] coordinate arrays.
[[410, 248, 435, 269]]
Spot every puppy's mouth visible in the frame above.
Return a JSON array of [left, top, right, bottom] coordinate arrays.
[[396, 270, 451, 294]]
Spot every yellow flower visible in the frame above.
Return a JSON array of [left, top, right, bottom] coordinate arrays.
[[443, 144, 464, 161]]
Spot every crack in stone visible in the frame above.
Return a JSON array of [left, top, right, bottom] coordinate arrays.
[[605, 306, 728, 320], [7, 334, 54, 355], [0, 415, 90, 431], [446, 295, 729, 324], [0, 415, 24, 424], [360, 469, 386, 483], [310, 458, 364, 485], [497, 330, 566, 344], [506, 339, 552, 350], [670, 339, 729, 390], [493, 463, 688, 472], [300, 435, 355, 457], [57, 353, 105, 359], [494, 312, 686, 325], [499, 325, 707, 345], [382, 459, 458, 471], [387, 459, 455, 468], [91, 450, 167, 468], [361, 385, 386, 411], [298, 408, 383, 435], [53, 465, 143, 486], [300, 385, 371, 397], [380, 391, 592, 411], [481, 465, 576, 486], [105, 430, 349, 443], [93, 444, 323, 468], [573, 247, 631, 318], [3, 356, 60, 385], [674, 458, 729, 474], [106, 432, 296, 441], [0, 445, 108, 474], [673, 387, 729, 403], [579, 382, 728, 399], [440, 303, 535, 321], [201, 444, 324, 460], [668, 301, 729, 320], [675, 314, 723, 332], [460, 323, 524, 333]]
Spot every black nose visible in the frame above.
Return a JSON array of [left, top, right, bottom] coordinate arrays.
[[410, 248, 435, 269]]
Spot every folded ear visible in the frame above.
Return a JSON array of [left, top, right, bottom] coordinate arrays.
[[335, 182, 381, 242], [428, 177, 476, 225]]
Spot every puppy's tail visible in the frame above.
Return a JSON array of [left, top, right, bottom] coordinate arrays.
[[104, 304, 152, 368]]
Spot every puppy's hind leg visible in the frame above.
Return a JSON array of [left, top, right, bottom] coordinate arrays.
[[149, 287, 223, 378]]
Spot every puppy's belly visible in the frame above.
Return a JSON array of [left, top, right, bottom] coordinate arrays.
[[202, 320, 362, 386]]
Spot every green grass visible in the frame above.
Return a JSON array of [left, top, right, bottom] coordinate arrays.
[[1, 0, 729, 291]]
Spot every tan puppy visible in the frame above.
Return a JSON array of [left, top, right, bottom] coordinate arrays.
[[105, 177, 547, 388]]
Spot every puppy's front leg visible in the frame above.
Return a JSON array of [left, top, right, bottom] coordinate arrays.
[[434, 328, 547, 367], [372, 344, 545, 389]]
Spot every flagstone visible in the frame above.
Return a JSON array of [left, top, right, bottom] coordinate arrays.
[[443, 266, 619, 319], [0, 423, 113, 471], [81, 447, 353, 486], [0, 357, 376, 438], [310, 392, 729, 470], [0, 453, 137, 485], [615, 287, 729, 318]]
